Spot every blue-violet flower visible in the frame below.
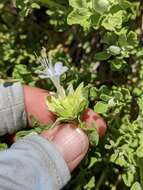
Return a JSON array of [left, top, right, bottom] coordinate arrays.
[[38, 49, 68, 98]]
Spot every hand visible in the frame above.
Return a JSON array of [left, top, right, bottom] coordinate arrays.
[[24, 85, 107, 172]]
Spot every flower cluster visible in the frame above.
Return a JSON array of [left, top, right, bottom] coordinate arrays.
[[37, 48, 88, 122], [38, 48, 68, 98]]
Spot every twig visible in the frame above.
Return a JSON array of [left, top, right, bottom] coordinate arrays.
[[96, 169, 107, 190]]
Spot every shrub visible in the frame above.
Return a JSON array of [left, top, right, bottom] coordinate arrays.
[[1, 0, 143, 189]]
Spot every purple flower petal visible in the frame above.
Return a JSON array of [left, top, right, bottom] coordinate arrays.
[[54, 62, 68, 76], [39, 58, 68, 81]]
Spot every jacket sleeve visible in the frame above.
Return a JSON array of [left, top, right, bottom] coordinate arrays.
[[0, 82, 27, 136], [0, 82, 71, 190], [0, 134, 70, 190]]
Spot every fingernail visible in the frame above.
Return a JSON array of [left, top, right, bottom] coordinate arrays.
[[52, 124, 89, 164]]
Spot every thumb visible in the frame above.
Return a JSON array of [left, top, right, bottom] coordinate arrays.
[[41, 124, 89, 172], [41, 110, 107, 172]]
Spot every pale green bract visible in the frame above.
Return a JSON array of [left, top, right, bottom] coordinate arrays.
[[46, 83, 88, 122]]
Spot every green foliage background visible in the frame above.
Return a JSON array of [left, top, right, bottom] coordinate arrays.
[[0, 0, 143, 189]]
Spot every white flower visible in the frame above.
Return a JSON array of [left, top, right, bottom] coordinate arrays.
[[38, 58, 68, 80], [38, 57, 68, 98]]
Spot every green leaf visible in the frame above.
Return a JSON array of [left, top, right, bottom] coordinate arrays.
[[67, 8, 91, 29], [127, 31, 138, 47], [84, 176, 95, 189], [103, 32, 118, 45], [131, 182, 142, 190], [69, 0, 88, 9], [90, 13, 101, 27], [89, 127, 99, 146], [90, 87, 98, 99], [101, 10, 126, 31], [110, 152, 128, 167], [136, 145, 143, 158], [88, 156, 99, 169], [100, 94, 112, 102], [94, 101, 108, 114], [95, 51, 111, 60], [16, 130, 34, 140], [110, 59, 126, 71], [122, 87, 131, 98], [114, 91, 123, 100], [15, 0, 32, 16], [118, 0, 132, 10], [108, 45, 121, 56], [118, 33, 128, 47], [31, 3, 40, 9], [122, 170, 134, 187], [99, 85, 110, 94], [92, 0, 110, 14]]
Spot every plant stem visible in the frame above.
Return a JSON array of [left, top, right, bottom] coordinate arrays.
[[51, 119, 60, 128], [96, 169, 107, 190]]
